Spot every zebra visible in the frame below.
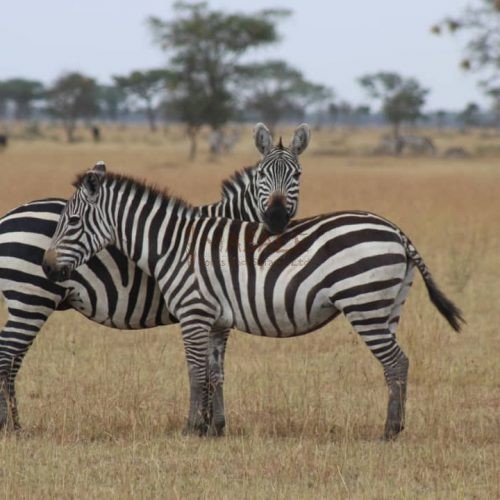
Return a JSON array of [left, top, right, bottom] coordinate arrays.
[[0, 122, 311, 430], [43, 162, 464, 440]]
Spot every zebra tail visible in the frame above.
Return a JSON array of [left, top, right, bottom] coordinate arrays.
[[401, 233, 465, 333]]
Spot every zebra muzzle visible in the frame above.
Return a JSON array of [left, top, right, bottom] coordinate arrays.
[[263, 194, 289, 234], [42, 249, 71, 282]]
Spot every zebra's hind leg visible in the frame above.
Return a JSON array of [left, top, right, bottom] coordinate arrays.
[[342, 265, 414, 440], [0, 299, 53, 431], [0, 357, 22, 431], [383, 350, 409, 440], [382, 264, 414, 440], [349, 321, 409, 440], [207, 329, 229, 437]]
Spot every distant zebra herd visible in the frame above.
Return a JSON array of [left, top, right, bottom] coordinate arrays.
[[0, 123, 463, 440]]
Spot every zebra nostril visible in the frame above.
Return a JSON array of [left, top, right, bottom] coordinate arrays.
[[42, 261, 51, 277]]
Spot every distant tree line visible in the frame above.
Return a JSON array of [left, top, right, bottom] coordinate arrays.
[[0, 1, 498, 156]]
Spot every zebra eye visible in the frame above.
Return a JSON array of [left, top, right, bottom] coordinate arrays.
[[292, 172, 301, 179], [68, 215, 80, 227]]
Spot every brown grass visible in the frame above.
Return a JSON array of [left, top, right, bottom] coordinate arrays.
[[0, 125, 498, 498]]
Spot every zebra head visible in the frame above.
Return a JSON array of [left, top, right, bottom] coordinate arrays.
[[253, 123, 310, 234], [43, 161, 113, 282]]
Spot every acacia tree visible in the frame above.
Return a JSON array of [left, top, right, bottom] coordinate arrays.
[[113, 70, 169, 132], [46, 72, 99, 142], [458, 102, 481, 131], [98, 84, 128, 122], [359, 72, 429, 138], [432, 1, 500, 85], [237, 60, 331, 134], [148, 1, 290, 157], [432, 1, 500, 127]]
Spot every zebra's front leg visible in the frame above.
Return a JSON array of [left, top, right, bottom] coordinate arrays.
[[180, 321, 211, 436], [207, 329, 229, 437]]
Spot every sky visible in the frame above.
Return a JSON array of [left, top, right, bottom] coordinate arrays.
[[1, 0, 487, 110]]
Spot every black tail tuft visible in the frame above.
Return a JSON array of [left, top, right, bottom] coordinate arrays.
[[425, 276, 465, 332]]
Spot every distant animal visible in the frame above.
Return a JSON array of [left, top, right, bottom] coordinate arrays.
[[208, 128, 241, 155], [374, 135, 436, 156], [399, 135, 436, 156], [443, 147, 471, 159], [0, 135, 7, 148], [91, 126, 101, 143]]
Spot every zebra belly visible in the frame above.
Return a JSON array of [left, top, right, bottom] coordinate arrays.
[[230, 288, 338, 337]]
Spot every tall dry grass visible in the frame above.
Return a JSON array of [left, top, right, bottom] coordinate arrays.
[[0, 125, 498, 498]]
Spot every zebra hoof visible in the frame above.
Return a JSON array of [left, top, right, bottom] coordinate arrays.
[[0, 394, 18, 432], [383, 421, 404, 441], [0, 392, 8, 429], [207, 421, 225, 437], [182, 421, 209, 437]]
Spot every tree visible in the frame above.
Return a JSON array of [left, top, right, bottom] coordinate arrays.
[[432, 1, 500, 128], [486, 86, 500, 127], [0, 79, 44, 120], [434, 109, 448, 130], [148, 1, 290, 157], [163, 73, 209, 160], [351, 105, 371, 129], [237, 60, 331, 133], [113, 70, 169, 131], [98, 85, 128, 122], [457, 102, 481, 131], [46, 72, 99, 142], [432, 1, 500, 88], [0, 82, 9, 122], [359, 72, 429, 138]]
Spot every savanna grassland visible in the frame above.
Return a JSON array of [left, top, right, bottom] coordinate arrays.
[[0, 125, 498, 498]]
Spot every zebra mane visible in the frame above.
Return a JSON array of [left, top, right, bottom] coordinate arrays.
[[72, 171, 194, 213], [220, 165, 257, 199]]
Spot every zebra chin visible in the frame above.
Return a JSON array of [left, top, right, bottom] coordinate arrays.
[[42, 263, 72, 282], [263, 199, 290, 235]]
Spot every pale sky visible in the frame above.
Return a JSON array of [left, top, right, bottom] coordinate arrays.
[[1, 0, 487, 110]]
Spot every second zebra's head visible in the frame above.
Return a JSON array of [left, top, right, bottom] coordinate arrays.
[[42, 161, 113, 282], [253, 123, 311, 234]]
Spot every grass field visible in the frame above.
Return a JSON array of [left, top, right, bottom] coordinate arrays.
[[0, 125, 498, 498]]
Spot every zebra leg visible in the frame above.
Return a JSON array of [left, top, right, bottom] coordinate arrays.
[[180, 320, 211, 436], [343, 266, 414, 440], [0, 307, 51, 431], [382, 265, 414, 440], [207, 329, 229, 437]]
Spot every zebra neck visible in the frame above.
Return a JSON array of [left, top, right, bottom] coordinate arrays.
[[110, 187, 193, 279], [197, 167, 260, 221]]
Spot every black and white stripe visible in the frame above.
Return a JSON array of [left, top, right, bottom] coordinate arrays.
[[44, 164, 464, 439], [0, 123, 310, 430]]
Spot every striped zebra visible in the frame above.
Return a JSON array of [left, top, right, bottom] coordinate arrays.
[[43, 162, 464, 440], [0, 123, 310, 430]]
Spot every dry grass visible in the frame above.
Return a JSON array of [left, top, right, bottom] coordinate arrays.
[[0, 125, 498, 498]]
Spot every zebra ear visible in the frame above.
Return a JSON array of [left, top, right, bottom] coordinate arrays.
[[290, 123, 311, 156], [253, 123, 273, 156], [82, 163, 105, 201], [92, 160, 106, 175]]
